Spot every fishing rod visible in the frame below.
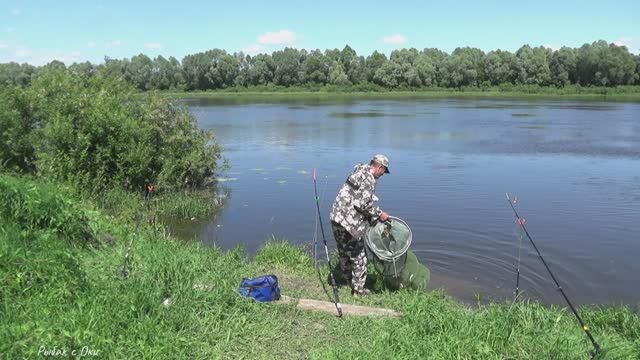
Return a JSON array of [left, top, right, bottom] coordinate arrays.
[[313, 168, 343, 317], [512, 200, 524, 299], [121, 182, 154, 278], [506, 193, 600, 358], [312, 174, 335, 303], [313, 174, 330, 269]]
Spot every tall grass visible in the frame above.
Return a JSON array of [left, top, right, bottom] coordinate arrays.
[[90, 186, 223, 222]]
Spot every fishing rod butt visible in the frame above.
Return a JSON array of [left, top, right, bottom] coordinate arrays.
[[313, 167, 343, 318]]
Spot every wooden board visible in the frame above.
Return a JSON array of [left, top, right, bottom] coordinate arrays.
[[279, 295, 402, 318]]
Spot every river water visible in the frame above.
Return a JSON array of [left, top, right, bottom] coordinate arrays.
[[176, 97, 640, 306]]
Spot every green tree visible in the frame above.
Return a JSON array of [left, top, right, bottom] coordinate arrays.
[[68, 61, 98, 77], [169, 56, 186, 89], [421, 48, 448, 86], [181, 52, 213, 90], [205, 50, 240, 89], [484, 50, 516, 85], [101, 57, 129, 81], [549, 47, 577, 86], [328, 63, 350, 86], [575, 41, 637, 86], [149, 55, 172, 90], [365, 51, 388, 83], [0, 62, 37, 87], [373, 61, 403, 88], [272, 48, 303, 86], [340, 45, 365, 84], [439, 48, 484, 88], [514, 45, 552, 85], [403, 63, 422, 87], [234, 53, 251, 87], [635, 54, 640, 85], [414, 54, 437, 87], [390, 48, 419, 66], [246, 54, 275, 86], [302, 50, 330, 85], [126, 54, 153, 90], [390, 48, 422, 87], [324, 48, 341, 62]]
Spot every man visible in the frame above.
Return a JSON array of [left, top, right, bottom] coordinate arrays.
[[330, 154, 390, 296]]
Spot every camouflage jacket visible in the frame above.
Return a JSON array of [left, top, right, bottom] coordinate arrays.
[[330, 163, 383, 239]]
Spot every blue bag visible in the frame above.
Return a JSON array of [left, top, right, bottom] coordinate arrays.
[[239, 275, 281, 302]]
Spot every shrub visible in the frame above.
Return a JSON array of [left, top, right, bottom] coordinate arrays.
[[0, 68, 224, 193]]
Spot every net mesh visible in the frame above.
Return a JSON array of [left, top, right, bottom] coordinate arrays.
[[365, 216, 430, 290], [366, 217, 412, 277]]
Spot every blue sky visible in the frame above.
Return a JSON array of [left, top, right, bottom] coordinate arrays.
[[1, 0, 638, 65]]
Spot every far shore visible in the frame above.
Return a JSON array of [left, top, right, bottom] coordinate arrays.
[[152, 87, 640, 102]]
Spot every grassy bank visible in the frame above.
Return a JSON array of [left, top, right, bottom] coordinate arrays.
[[1, 173, 639, 359], [92, 186, 224, 222], [157, 85, 640, 102]]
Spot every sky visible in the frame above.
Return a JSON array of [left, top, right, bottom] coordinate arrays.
[[1, 0, 638, 65]]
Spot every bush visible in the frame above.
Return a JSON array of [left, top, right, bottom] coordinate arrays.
[[0, 87, 40, 173], [0, 68, 224, 193]]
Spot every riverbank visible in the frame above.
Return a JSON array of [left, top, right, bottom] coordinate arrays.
[[156, 85, 640, 102], [1, 173, 639, 359]]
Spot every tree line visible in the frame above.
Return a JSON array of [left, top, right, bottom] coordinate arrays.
[[1, 40, 639, 90]]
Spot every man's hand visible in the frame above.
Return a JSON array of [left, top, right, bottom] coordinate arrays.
[[379, 211, 389, 222]]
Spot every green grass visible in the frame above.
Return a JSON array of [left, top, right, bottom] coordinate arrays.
[[152, 189, 224, 220], [1, 173, 639, 359], [156, 85, 640, 102], [88, 186, 223, 222]]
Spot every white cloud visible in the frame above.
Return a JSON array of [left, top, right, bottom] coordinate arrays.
[[543, 44, 560, 51], [87, 41, 96, 48], [241, 44, 265, 55], [11, 9, 21, 16], [144, 42, 163, 49], [614, 37, 633, 48], [108, 40, 122, 47], [258, 30, 296, 45], [0, 41, 84, 65], [16, 48, 82, 65], [614, 37, 632, 47], [239, 30, 298, 55], [614, 37, 639, 53], [382, 34, 407, 45], [39, 51, 81, 64]]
